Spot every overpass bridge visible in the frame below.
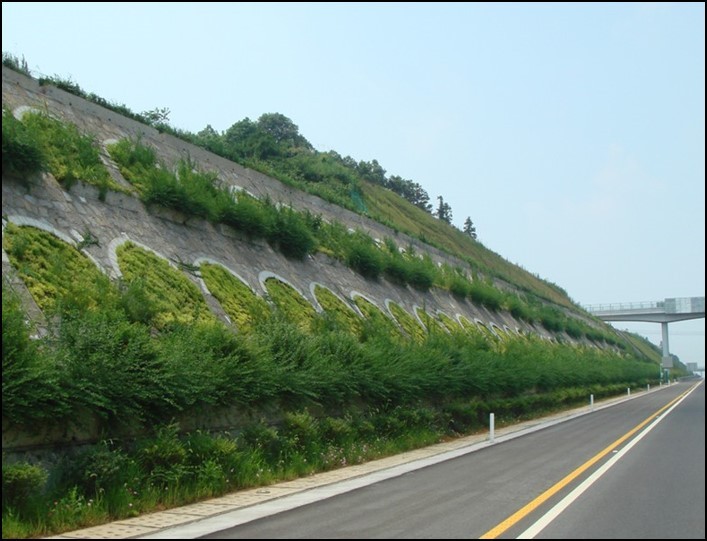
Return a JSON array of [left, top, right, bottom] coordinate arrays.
[[585, 297, 705, 370]]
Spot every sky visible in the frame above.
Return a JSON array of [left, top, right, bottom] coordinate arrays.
[[2, 2, 704, 369]]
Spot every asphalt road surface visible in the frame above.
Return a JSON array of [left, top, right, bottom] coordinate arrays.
[[195, 381, 703, 539]]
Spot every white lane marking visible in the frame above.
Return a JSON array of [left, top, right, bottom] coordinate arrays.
[[517, 384, 699, 539]]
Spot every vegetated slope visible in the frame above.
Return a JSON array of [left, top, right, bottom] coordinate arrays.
[[360, 181, 573, 308], [620, 331, 662, 364], [1, 59, 578, 313]]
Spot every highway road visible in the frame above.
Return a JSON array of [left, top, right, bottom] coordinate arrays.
[[194, 381, 703, 539]]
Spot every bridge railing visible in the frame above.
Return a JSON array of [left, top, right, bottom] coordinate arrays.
[[584, 300, 663, 313], [584, 297, 704, 314]]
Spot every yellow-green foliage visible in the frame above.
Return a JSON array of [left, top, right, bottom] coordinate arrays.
[[621, 331, 662, 363], [20, 112, 123, 193], [3, 223, 107, 312], [388, 302, 426, 342], [199, 262, 270, 334], [117, 242, 215, 327], [491, 325, 510, 342], [459, 315, 491, 339], [352, 295, 401, 337], [415, 306, 447, 336], [437, 312, 462, 334], [313, 285, 363, 335], [264, 277, 316, 331], [360, 181, 572, 308], [105, 137, 156, 189]]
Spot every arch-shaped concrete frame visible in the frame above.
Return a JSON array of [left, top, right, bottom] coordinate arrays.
[[412, 304, 429, 331], [310, 282, 359, 316], [489, 321, 505, 339], [194, 256, 259, 298], [385, 298, 411, 323], [229, 185, 260, 201], [259, 270, 314, 309], [351, 291, 393, 322], [473, 318, 496, 339], [13, 105, 42, 121], [4, 215, 106, 275], [456, 314, 474, 328], [102, 137, 121, 151], [108, 235, 179, 280], [436, 310, 460, 332]]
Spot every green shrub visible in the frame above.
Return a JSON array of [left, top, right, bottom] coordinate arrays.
[[116, 278, 158, 325], [106, 137, 156, 184], [468, 280, 503, 310], [217, 192, 274, 238], [269, 206, 316, 259], [2, 459, 48, 512], [538, 306, 564, 332], [345, 233, 384, 280], [281, 410, 321, 460], [2, 279, 72, 426], [55, 441, 132, 497], [20, 112, 117, 196], [383, 255, 411, 285], [406, 256, 436, 291], [55, 307, 166, 426], [2, 107, 45, 180], [502, 294, 531, 322], [239, 421, 282, 464], [2, 279, 36, 369], [136, 424, 189, 488]]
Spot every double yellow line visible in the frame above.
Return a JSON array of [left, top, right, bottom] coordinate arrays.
[[480, 384, 698, 539]]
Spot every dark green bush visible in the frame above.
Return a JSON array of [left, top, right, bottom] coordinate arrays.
[[217, 193, 274, 238], [406, 256, 435, 291], [345, 234, 384, 280], [55, 441, 132, 496], [2, 107, 45, 180], [383, 255, 411, 285], [469, 280, 503, 310], [269, 206, 316, 259], [136, 424, 189, 488], [2, 281, 71, 426], [2, 459, 48, 511]]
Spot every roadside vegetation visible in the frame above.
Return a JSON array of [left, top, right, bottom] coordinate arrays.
[[0, 56, 678, 538], [2, 222, 670, 538]]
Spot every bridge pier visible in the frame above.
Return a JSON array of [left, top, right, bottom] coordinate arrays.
[[661, 321, 672, 368], [585, 297, 704, 373]]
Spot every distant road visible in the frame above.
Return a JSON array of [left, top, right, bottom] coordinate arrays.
[[201, 381, 704, 539]]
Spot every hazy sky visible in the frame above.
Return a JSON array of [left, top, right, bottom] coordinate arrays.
[[2, 2, 704, 368]]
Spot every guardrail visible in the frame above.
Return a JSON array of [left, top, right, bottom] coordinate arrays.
[[584, 301, 663, 312], [585, 297, 704, 314]]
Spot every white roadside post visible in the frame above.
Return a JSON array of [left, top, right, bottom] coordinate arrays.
[[489, 413, 495, 443]]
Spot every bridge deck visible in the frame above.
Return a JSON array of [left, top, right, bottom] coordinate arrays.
[[585, 297, 704, 323]]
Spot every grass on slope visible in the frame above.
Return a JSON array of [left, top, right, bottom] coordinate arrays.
[[360, 181, 573, 308]]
